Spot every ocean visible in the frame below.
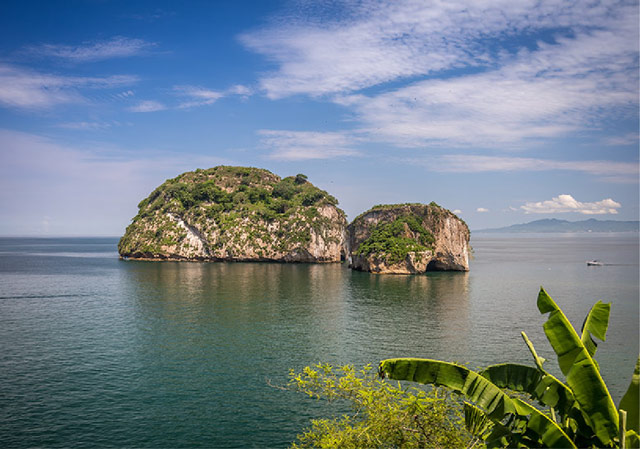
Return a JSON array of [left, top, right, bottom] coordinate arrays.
[[0, 233, 638, 448]]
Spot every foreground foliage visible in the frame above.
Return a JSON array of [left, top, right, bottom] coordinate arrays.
[[380, 287, 640, 448], [288, 364, 477, 448]]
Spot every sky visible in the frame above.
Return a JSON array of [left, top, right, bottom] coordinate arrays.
[[0, 0, 638, 236]]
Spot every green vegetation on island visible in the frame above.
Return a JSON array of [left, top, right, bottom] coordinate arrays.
[[348, 202, 470, 273], [355, 214, 435, 264], [119, 166, 472, 271]]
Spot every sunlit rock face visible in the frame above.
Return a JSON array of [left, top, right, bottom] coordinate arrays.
[[347, 203, 470, 274]]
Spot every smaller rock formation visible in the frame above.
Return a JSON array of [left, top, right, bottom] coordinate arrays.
[[347, 203, 470, 274]]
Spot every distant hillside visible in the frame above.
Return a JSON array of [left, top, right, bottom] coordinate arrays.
[[475, 218, 639, 233]]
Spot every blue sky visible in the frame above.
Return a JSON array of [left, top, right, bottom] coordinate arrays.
[[0, 0, 638, 236]]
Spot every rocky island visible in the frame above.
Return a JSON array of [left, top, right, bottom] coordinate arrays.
[[119, 167, 471, 273], [347, 203, 470, 274], [118, 166, 347, 262]]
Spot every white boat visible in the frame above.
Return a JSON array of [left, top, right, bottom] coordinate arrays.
[[586, 260, 603, 266]]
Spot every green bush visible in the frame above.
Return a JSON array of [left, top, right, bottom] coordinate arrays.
[[288, 364, 475, 448], [273, 179, 297, 200]]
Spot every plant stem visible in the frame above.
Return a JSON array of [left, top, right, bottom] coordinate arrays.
[[620, 409, 627, 449]]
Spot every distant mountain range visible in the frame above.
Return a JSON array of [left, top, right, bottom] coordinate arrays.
[[475, 218, 639, 233]]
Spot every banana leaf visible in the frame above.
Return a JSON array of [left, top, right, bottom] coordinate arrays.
[[484, 421, 513, 449], [379, 358, 520, 418], [625, 430, 639, 449], [520, 330, 600, 444], [522, 330, 547, 371], [480, 362, 576, 418], [464, 401, 493, 438], [619, 356, 640, 433], [480, 363, 542, 393], [580, 300, 611, 360], [537, 287, 619, 445], [379, 358, 576, 448], [513, 397, 577, 448]]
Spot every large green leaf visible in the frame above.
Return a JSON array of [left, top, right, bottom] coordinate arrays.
[[537, 287, 619, 445], [512, 397, 577, 449], [625, 430, 639, 449], [619, 356, 640, 433], [379, 358, 520, 418], [480, 363, 542, 393], [379, 358, 576, 448], [580, 300, 611, 359], [480, 362, 576, 417], [464, 401, 493, 438]]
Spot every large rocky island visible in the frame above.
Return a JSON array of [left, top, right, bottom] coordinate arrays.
[[118, 166, 346, 262], [347, 203, 470, 274]]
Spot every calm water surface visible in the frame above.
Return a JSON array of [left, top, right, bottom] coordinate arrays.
[[0, 234, 638, 448]]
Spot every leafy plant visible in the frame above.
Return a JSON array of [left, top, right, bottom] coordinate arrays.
[[288, 364, 476, 448], [379, 287, 640, 448]]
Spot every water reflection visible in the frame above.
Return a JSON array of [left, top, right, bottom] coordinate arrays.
[[120, 261, 471, 368], [345, 271, 470, 364]]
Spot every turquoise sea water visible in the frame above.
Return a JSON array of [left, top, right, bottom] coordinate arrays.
[[0, 234, 638, 448]]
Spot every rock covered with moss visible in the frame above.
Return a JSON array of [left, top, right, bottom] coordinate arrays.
[[347, 203, 470, 274], [118, 166, 347, 262]]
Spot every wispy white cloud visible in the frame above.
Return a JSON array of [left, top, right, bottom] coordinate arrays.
[[174, 84, 253, 108], [603, 133, 639, 146], [174, 86, 224, 108], [227, 84, 252, 96], [476, 207, 489, 213], [56, 121, 120, 130], [242, 0, 637, 148], [521, 194, 621, 215], [421, 155, 639, 179], [25, 36, 156, 62], [114, 90, 135, 99], [128, 100, 166, 112], [453, 209, 462, 214], [259, 129, 361, 160], [242, 0, 637, 98], [124, 84, 253, 112], [340, 23, 637, 147], [0, 64, 137, 109]]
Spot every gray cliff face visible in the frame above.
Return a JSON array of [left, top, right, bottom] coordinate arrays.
[[347, 204, 470, 274], [118, 166, 346, 263]]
